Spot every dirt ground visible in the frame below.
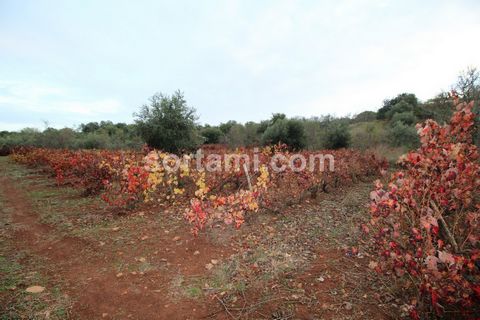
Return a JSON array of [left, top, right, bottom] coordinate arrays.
[[0, 156, 398, 319]]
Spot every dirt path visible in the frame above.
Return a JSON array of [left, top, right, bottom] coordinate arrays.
[[0, 170, 228, 319]]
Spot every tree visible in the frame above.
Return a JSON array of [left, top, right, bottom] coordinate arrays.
[[323, 121, 351, 149], [80, 122, 100, 133], [261, 118, 306, 150], [455, 67, 480, 146], [455, 67, 480, 103], [201, 127, 223, 144], [269, 113, 286, 125], [423, 92, 454, 124], [244, 121, 261, 146], [219, 120, 237, 135], [387, 121, 419, 148], [377, 93, 418, 120], [226, 124, 247, 148], [134, 91, 199, 153]]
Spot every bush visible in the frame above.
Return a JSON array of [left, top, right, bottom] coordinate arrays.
[[378, 93, 418, 120], [323, 122, 351, 149], [391, 111, 417, 126], [387, 121, 419, 148], [77, 133, 108, 149], [261, 118, 306, 150], [201, 127, 223, 144], [226, 124, 247, 148], [350, 121, 387, 150], [368, 100, 480, 318], [135, 91, 199, 153]]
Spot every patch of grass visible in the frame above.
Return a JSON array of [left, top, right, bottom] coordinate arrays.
[[138, 261, 155, 273], [0, 254, 72, 320], [184, 286, 203, 299], [0, 256, 22, 292], [173, 257, 248, 302]]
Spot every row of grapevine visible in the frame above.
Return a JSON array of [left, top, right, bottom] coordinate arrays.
[[12, 145, 386, 234]]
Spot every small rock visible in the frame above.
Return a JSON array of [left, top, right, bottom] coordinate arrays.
[[211, 259, 218, 265], [172, 236, 181, 241], [25, 286, 45, 293], [316, 276, 325, 282], [116, 272, 124, 278], [112, 227, 120, 232], [141, 236, 149, 241], [193, 250, 200, 255], [138, 257, 146, 262], [344, 302, 353, 310], [102, 313, 108, 318], [205, 263, 214, 270]]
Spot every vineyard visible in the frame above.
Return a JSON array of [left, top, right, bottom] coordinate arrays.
[[1, 99, 479, 319], [11, 145, 386, 235]]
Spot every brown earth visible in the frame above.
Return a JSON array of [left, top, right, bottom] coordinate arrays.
[[0, 158, 396, 319]]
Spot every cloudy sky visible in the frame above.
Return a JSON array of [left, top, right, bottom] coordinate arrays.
[[1, 0, 479, 131]]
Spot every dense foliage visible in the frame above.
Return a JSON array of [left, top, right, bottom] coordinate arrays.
[[261, 118, 306, 150], [367, 97, 480, 318], [135, 91, 200, 153], [12, 144, 386, 236], [0, 122, 142, 152]]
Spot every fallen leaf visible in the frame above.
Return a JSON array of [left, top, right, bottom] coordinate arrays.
[[25, 286, 45, 293]]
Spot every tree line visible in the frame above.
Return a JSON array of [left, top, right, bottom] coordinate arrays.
[[1, 68, 478, 156]]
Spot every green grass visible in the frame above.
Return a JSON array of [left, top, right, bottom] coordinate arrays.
[[0, 256, 23, 292], [0, 252, 72, 320], [184, 286, 203, 299]]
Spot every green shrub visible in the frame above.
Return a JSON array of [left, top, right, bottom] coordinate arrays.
[[135, 90, 200, 153], [323, 122, 351, 149], [387, 121, 419, 148], [390, 111, 417, 126], [261, 118, 306, 150], [201, 127, 223, 144], [350, 121, 387, 150]]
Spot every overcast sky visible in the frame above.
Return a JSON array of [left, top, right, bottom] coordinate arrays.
[[1, 0, 479, 131]]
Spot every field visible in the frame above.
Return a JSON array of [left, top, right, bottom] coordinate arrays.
[[1, 101, 479, 320], [0, 154, 396, 319]]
